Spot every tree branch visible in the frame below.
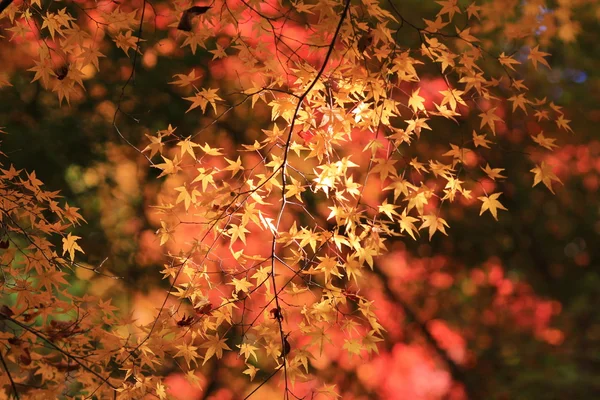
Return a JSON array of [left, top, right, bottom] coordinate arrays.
[[0, 349, 19, 400], [0, 315, 117, 391]]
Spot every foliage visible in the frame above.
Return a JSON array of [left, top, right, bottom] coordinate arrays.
[[0, 0, 596, 398]]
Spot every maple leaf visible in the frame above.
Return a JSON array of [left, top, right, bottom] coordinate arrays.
[[1, 164, 21, 180], [528, 45, 551, 70], [156, 221, 175, 246], [410, 158, 428, 174], [315, 384, 342, 399], [473, 131, 492, 148], [285, 176, 306, 201], [508, 93, 529, 113], [371, 157, 398, 181], [423, 17, 448, 33], [174, 185, 200, 211], [223, 156, 244, 177], [228, 277, 253, 294], [185, 370, 203, 387], [343, 339, 363, 357], [498, 52, 520, 71], [378, 201, 398, 221], [142, 133, 164, 158], [210, 43, 228, 60], [202, 334, 231, 365], [479, 107, 503, 135], [531, 132, 558, 150], [384, 177, 414, 201], [64, 203, 86, 225], [439, 88, 466, 111], [408, 88, 426, 113], [481, 163, 506, 180], [420, 214, 449, 240], [80, 46, 105, 71], [362, 330, 384, 354], [436, 0, 461, 20], [41, 10, 73, 40], [199, 143, 224, 156], [185, 88, 222, 113], [227, 224, 250, 245], [555, 115, 573, 133], [169, 70, 201, 87], [177, 136, 200, 159], [531, 162, 562, 193], [156, 382, 167, 400], [114, 30, 144, 57], [153, 155, 182, 178], [443, 143, 469, 165], [237, 342, 259, 362], [398, 209, 419, 240], [62, 232, 84, 261], [28, 56, 55, 88], [466, 3, 482, 20], [457, 27, 479, 43], [477, 192, 508, 220], [243, 364, 259, 381], [174, 343, 199, 368], [0, 0, 13, 15]]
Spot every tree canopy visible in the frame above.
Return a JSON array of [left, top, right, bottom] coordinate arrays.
[[0, 0, 598, 399]]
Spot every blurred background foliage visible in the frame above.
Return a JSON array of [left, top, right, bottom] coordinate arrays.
[[0, 0, 599, 398]]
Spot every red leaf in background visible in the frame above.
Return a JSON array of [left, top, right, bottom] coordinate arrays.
[[297, 130, 315, 143]]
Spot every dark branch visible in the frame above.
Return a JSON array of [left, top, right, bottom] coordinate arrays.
[[0, 0, 13, 15], [0, 349, 19, 400]]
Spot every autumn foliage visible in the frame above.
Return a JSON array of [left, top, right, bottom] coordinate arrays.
[[0, 0, 592, 398]]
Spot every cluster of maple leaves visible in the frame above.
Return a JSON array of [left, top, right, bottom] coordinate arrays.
[[0, 0, 586, 398]]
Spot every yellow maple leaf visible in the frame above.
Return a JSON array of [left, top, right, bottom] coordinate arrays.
[[227, 224, 250, 245], [177, 136, 200, 159], [142, 133, 164, 158], [477, 192, 508, 220], [169, 69, 201, 87], [62, 232, 84, 261], [479, 107, 503, 135], [174, 185, 200, 211], [153, 155, 182, 178], [528, 45, 551, 70], [243, 364, 259, 381], [531, 132, 558, 150], [419, 213, 449, 240], [202, 334, 231, 365], [531, 162, 562, 193], [156, 382, 167, 400], [498, 52, 520, 71], [156, 221, 175, 246], [481, 163, 506, 181], [398, 209, 420, 240], [174, 343, 199, 368], [228, 277, 253, 294], [223, 156, 244, 177], [343, 339, 363, 357], [472, 130, 492, 148], [184, 88, 222, 113], [237, 342, 259, 362], [408, 88, 426, 113], [315, 384, 341, 399]]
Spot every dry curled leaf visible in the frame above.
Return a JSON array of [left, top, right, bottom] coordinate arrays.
[[177, 6, 211, 32]]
